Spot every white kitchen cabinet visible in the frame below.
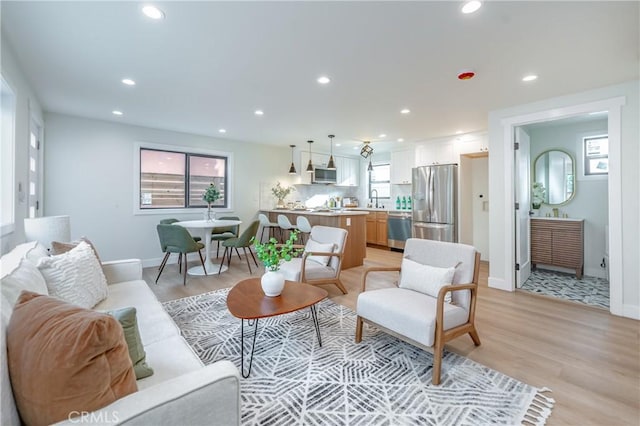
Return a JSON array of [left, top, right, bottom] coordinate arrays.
[[337, 156, 359, 186], [300, 151, 330, 169], [415, 141, 455, 166], [457, 136, 489, 155], [390, 150, 414, 184]]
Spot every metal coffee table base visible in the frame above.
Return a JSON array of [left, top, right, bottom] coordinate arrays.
[[240, 304, 322, 378]]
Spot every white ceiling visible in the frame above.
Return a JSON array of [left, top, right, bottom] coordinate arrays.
[[2, 1, 638, 155]]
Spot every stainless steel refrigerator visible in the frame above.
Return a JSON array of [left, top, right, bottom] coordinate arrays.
[[411, 164, 458, 242]]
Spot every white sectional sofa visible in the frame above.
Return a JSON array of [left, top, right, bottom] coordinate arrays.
[[1, 241, 240, 425]]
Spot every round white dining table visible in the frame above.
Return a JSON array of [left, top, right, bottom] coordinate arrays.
[[173, 219, 242, 275]]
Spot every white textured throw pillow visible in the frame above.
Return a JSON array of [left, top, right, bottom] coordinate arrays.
[[399, 257, 456, 302], [37, 241, 108, 309], [304, 239, 335, 266], [1, 258, 48, 309]]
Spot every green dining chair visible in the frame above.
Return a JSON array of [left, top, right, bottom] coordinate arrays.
[[156, 224, 207, 286], [160, 218, 201, 241], [218, 220, 260, 274], [211, 216, 240, 258]]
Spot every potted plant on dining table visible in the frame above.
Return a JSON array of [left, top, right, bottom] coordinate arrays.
[[252, 230, 303, 296], [203, 183, 220, 221]]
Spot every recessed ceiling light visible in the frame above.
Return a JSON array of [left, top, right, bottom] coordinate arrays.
[[142, 5, 165, 20], [317, 76, 331, 84], [121, 78, 136, 86], [400, 109, 411, 114], [353, 146, 359, 150], [379, 134, 387, 138], [218, 129, 226, 133], [397, 138, 404, 142], [522, 74, 538, 82], [112, 110, 123, 116], [335, 143, 341, 147], [461, 1, 482, 14], [254, 110, 264, 116], [456, 130, 463, 134]]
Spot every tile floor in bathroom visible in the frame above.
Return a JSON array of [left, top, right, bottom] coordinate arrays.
[[520, 268, 609, 310]]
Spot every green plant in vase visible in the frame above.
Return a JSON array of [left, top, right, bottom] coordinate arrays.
[[252, 230, 303, 296], [202, 183, 220, 221], [271, 182, 295, 209]]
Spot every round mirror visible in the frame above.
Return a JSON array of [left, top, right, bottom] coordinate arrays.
[[533, 149, 575, 206]]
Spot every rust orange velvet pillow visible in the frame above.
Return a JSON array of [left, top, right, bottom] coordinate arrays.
[[6, 291, 137, 426]]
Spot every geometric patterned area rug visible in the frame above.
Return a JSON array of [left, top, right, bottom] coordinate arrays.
[[163, 288, 554, 425]]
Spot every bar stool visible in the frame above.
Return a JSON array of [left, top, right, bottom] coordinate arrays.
[[277, 214, 298, 242], [296, 216, 312, 244], [258, 213, 280, 243]]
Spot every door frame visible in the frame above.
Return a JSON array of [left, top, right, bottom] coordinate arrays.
[[500, 96, 624, 316]]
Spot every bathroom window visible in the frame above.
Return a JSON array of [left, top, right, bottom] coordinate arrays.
[[583, 135, 608, 176]]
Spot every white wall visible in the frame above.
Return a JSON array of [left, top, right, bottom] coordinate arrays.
[[0, 35, 44, 255], [471, 156, 489, 261], [43, 113, 291, 264], [488, 80, 639, 319], [526, 119, 609, 278]]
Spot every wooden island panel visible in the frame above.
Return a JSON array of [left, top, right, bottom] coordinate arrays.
[[263, 210, 368, 269]]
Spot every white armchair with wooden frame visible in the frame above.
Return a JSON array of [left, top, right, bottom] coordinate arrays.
[[355, 238, 481, 385], [279, 225, 348, 294]]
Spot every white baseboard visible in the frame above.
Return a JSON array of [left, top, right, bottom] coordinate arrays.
[[584, 267, 607, 279], [488, 276, 513, 291], [622, 304, 640, 320]]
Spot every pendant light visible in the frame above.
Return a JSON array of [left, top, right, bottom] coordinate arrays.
[[368, 158, 374, 172], [288, 145, 297, 174], [327, 134, 336, 170], [306, 140, 314, 173]]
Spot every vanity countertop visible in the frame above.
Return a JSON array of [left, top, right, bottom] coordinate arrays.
[[531, 216, 584, 221]]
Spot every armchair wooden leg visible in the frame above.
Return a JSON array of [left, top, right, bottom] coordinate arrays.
[[334, 278, 348, 295], [155, 252, 171, 284], [469, 328, 481, 346], [355, 316, 363, 343], [182, 253, 188, 286], [432, 341, 444, 385]]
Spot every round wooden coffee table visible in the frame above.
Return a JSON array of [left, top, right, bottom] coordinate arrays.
[[226, 277, 328, 377]]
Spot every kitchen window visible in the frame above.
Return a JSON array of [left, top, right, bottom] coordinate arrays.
[[137, 145, 231, 212], [368, 163, 391, 199], [583, 135, 608, 176]]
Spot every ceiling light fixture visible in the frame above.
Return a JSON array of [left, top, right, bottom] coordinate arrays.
[[218, 129, 226, 133], [522, 74, 538, 82], [360, 141, 373, 159], [367, 157, 374, 172], [142, 5, 165, 20], [112, 110, 123, 116], [397, 138, 404, 142], [461, 1, 482, 14], [336, 143, 341, 147], [317, 76, 331, 84], [456, 130, 463, 134], [121, 78, 136, 86], [327, 135, 336, 170], [254, 109, 264, 116], [378, 134, 387, 138], [400, 108, 410, 114], [306, 140, 314, 173], [288, 145, 297, 175]]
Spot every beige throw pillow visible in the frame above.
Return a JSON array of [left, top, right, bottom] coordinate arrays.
[[399, 257, 456, 302], [37, 241, 108, 308], [304, 239, 335, 266]]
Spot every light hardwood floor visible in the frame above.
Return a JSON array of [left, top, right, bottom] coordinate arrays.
[[144, 247, 640, 426]]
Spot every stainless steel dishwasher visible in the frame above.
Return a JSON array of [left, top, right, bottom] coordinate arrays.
[[387, 211, 412, 250]]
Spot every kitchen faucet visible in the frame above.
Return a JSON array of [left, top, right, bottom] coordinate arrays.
[[370, 189, 379, 208]]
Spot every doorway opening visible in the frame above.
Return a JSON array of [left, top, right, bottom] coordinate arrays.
[[514, 113, 610, 310]]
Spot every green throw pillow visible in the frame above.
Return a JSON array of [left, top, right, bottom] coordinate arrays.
[[105, 307, 154, 379]]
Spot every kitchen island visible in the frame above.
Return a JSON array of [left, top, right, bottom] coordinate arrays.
[[261, 209, 369, 269]]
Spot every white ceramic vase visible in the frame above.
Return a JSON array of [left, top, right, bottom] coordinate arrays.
[[261, 270, 285, 297]]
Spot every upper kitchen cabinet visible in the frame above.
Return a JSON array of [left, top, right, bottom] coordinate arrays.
[[390, 150, 414, 184], [336, 156, 359, 186], [415, 141, 456, 166], [300, 151, 330, 170], [456, 134, 489, 155]]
